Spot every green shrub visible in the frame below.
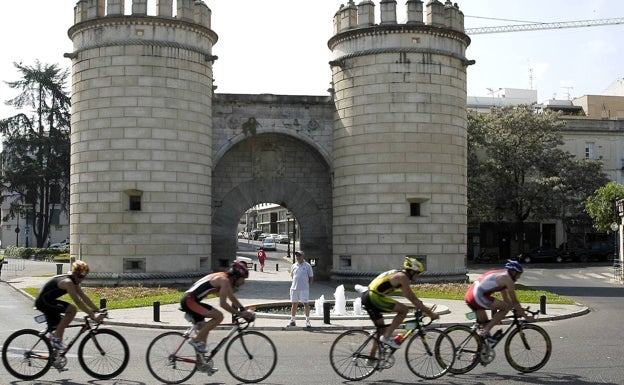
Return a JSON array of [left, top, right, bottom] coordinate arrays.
[[4, 245, 69, 261]]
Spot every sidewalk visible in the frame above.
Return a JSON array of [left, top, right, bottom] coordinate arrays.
[[1, 258, 589, 331]]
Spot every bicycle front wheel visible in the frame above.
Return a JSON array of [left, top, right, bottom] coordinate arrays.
[[78, 328, 130, 379], [504, 324, 552, 373], [405, 329, 455, 379], [146, 331, 197, 384], [2, 329, 53, 380], [444, 325, 481, 374], [329, 329, 378, 381], [224, 330, 277, 383]]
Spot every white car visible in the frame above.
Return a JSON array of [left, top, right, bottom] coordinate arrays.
[[262, 237, 276, 251], [50, 239, 69, 248]]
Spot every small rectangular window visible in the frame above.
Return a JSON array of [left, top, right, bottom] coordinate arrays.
[[129, 196, 141, 211], [410, 203, 421, 217], [123, 258, 145, 273]]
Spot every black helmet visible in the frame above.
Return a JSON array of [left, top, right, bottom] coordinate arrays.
[[229, 261, 249, 278]]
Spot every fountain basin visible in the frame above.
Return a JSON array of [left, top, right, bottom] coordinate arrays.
[[250, 300, 449, 320]]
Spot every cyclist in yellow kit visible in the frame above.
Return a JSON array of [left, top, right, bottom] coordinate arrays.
[[361, 257, 439, 349]]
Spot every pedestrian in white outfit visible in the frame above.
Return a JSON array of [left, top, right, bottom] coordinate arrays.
[[288, 250, 314, 327]]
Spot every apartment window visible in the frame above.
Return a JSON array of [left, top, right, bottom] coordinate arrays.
[[50, 208, 60, 225], [585, 142, 594, 159]]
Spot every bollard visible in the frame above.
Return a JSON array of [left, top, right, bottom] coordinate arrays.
[[100, 298, 107, 309], [539, 295, 547, 314], [56, 263, 63, 275], [153, 301, 161, 322], [254, 263, 257, 271], [323, 302, 331, 324], [276, 263, 279, 271]]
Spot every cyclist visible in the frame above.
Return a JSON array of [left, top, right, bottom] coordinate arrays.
[[465, 259, 535, 343], [361, 257, 439, 349], [181, 261, 255, 353], [34, 260, 104, 350]]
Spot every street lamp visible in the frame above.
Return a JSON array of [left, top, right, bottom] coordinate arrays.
[[611, 222, 619, 265], [286, 212, 292, 261]]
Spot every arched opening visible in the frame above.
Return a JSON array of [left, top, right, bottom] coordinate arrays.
[[212, 133, 332, 278]]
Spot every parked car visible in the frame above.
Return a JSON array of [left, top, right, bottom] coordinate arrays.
[[262, 237, 276, 251], [516, 246, 566, 263], [568, 241, 615, 263], [276, 234, 289, 244], [49, 238, 69, 248], [258, 233, 269, 241]]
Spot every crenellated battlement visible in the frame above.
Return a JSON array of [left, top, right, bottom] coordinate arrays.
[[73, 0, 211, 28], [333, 0, 464, 35]]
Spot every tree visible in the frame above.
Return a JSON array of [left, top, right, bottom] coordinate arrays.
[[468, 104, 609, 248], [0, 61, 71, 248], [584, 182, 624, 233]]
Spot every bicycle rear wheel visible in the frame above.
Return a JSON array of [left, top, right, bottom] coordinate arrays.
[[78, 328, 130, 379], [444, 325, 481, 374], [405, 328, 455, 379], [504, 324, 552, 373], [329, 329, 378, 381], [2, 329, 53, 380], [225, 330, 277, 383], [146, 331, 197, 384]]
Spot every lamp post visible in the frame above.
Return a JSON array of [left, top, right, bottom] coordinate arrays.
[[286, 212, 292, 261], [611, 221, 619, 267]]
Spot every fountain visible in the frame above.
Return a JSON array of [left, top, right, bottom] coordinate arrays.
[[314, 295, 325, 316], [333, 284, 347, 315], [353, 297, 363, 315]]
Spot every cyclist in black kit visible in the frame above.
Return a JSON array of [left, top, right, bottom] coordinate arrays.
[[181, 261, 254, 353], [35, 260, 104, 350]]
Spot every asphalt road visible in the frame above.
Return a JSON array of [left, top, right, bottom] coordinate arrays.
[[1, 262, 623, 384]]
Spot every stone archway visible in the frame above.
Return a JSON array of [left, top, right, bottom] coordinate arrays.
[[212, 133, 332, 278]]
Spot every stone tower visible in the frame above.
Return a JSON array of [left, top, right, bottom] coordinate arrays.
[[328, 0, 471, 281], [66, 0, 216, 278]]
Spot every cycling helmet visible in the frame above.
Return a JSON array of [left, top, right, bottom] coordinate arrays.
[[72, 260, 90, 277], [504, 260, 524, 273], [403, 257, 425, 274], [229, 261, 249, 279]]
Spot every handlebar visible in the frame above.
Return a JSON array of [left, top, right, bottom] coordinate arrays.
[[404, 305, 438, 328]]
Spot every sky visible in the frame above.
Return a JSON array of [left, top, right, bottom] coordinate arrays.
[[0, 0, 623, 118]]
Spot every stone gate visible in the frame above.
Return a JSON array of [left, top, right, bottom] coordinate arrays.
[[66, 0, 470, 284]]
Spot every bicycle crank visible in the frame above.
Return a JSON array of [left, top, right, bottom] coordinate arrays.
[[479, 344, 496, 365], [52, 354, 68, 371]]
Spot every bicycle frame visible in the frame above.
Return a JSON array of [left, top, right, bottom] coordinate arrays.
[[466, 308, 539, 350], [367, 311, 432, 364], [171, 316, 252, 367], [39, 315, 103, 357]]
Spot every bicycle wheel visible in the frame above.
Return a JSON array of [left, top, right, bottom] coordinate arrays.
[[224, 331, 277, 383], [444, 325, 481, 374], [2, 329, 53, 380], [504, 324, 552, 373], [146, 331, 197, 384], [78, 329, 130, 379], [329, 329, 379, 381], [404, 329, 455, 379]]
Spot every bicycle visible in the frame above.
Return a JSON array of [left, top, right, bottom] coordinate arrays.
[[444, 307, 552, 374], [2, 310, 130, 380], [329, 307, 456, 380], [146, 310, 277, 384]]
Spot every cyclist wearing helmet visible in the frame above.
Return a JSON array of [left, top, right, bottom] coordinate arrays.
[[361, 257, 439, 349], [465, 259, 534, 343], [181, 261, 254, 353], [35, 260, 104, 350]]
